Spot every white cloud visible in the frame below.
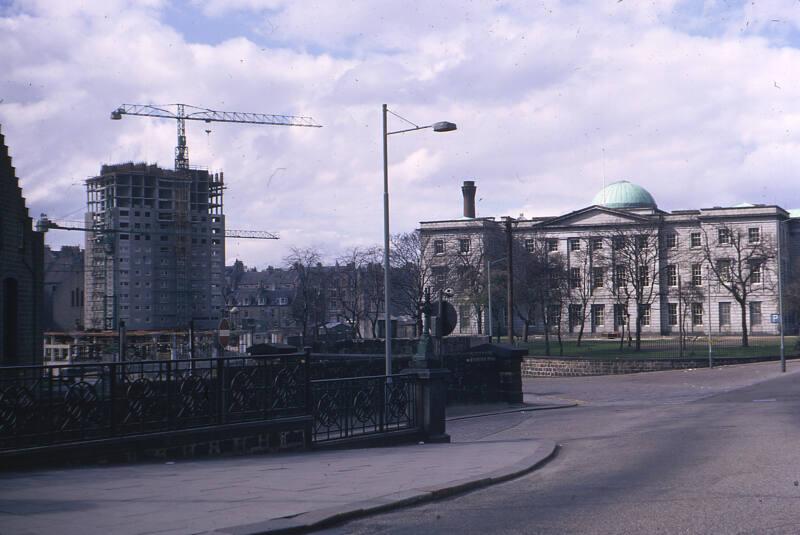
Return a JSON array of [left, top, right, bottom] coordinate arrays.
[[3, 0, 800, 267]]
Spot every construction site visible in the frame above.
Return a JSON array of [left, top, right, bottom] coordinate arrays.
[[37, 103, 321, 363], [84, 163, 225, 331]]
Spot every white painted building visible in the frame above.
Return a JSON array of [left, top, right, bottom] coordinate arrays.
[[420, 180, 798, 337]]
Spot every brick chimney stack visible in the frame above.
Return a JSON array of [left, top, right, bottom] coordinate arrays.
[[462, 180, 476, 218]]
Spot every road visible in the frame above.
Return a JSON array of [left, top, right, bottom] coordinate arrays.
[[321, 361, 800, 534]]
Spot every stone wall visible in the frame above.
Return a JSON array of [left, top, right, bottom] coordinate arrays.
[[522, 355, 780, 377], [0, 125, 44, 366]]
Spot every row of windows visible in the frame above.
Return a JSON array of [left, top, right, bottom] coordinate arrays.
[[565, 262, 764, 290], [576, 302, 763, 327], [434, 227, 766, 256]]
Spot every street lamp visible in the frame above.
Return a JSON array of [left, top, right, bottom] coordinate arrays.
[[486, 257, 507, 339], [777, 218, 789, 373], [382, 104, 457, 378]]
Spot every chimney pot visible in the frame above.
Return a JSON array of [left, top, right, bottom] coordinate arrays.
[[462, 180, 477, 218]]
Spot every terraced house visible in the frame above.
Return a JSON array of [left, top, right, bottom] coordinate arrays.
[[421, 180, 799, 339]]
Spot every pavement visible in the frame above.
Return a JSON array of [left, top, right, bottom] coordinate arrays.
[[329, 359, 800, 535], [0, 402, 567, 535]]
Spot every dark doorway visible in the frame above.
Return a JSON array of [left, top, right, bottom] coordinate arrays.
[[3, 277, 19, 363]]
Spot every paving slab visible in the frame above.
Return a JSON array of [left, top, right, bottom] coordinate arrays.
[[0, 438, 557, 535]]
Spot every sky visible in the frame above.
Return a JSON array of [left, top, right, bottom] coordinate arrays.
[[3, 0, 800, 268]]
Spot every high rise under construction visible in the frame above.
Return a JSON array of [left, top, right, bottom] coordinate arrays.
[[84, 163, 225, 331]]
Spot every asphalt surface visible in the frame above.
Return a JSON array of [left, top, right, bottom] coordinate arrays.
[[320, 361, 800, 534]]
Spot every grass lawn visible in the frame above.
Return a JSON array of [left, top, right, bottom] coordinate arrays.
[[514, 335, 799, 360]]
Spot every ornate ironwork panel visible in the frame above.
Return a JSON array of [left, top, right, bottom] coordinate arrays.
[[312, 374, 417, 443]]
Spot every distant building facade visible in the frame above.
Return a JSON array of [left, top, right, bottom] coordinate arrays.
[[421, 180, 798, 338], [84, 163, 225, 331], [44, 245, 85, 332], [0, 125, 45, 365]]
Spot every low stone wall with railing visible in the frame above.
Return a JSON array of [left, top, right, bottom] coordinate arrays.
[[522, 355, 781, 377]]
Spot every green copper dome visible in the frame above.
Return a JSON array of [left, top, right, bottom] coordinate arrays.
[[591, 180, 657, 209]]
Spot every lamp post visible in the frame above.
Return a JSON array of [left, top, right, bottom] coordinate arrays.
[[487, 257, 507, 339], [382, 104, 456, 379], [777, 218, 788, 373]]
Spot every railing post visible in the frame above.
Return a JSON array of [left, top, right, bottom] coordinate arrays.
[[109, 362, 117, 437], [376, 377, 384, 433], [303, 347, 313, 448], [217, 355, 226, 424], [166, 360, 174, 430], [303, 347, 312, 416]]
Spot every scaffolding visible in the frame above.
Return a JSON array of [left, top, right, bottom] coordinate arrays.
[[83, 163, 225, 331]]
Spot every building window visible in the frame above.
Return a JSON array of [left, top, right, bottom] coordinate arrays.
[[592, 304, 604, 327], [547, 239, 558, 252], [638, 265, 650, 287], [570, 267, 580, 289], [614, 304, 626, 327], [459, 305, 470, 331], [668, 303, 678, 326], [434, 240, 444, 255], [615, 265, 626, 288], [750, 302, 762, 326], [591, 238, 603, 251], [525, 238, 534, 252], [692, 303, 703, 325], [547, 304, 561, 325], [459, 239, 470, 254], [690, 232, 701, 248], [665, 233, 677, 248], [718, 228, 730, 245], [691, 263, 702, 286], [592, 267, 604, 289], [612, 236, 625, 250], [719, 302, 731, 326], [666, 265, 677, 287], [569, 238, 581, 251], [639, 304, 651, 326], [433, 266, 448, 285], [748, 227, 761, 244], [568, 304, 582, 329], [750, 262, 762, 284], [718, 259, 731, 282]]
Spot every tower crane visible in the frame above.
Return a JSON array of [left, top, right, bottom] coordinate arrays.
[[110, 103, 322, 171]]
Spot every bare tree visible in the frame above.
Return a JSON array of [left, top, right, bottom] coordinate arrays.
[[361, 247, 385, 338], [567, 242, 603, 346], [512, 238, 538, 342], [285, 247, 327, 345], [602, 226, 663, 351], [702, 223, 777, 347], [334, 247, 372, 339], [390, 231, 432, 337], [517, 237, 569, 354], [450, 239, 490, 335]]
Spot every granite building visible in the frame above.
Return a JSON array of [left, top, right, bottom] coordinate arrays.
[[0, 125, 45, 365], [421, 180, 797, 338], [84, 163, 225, 331], [44, 245, 85, 332]]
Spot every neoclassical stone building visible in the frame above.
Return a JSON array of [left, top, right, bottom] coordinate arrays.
[[420, 180, 798, 338]]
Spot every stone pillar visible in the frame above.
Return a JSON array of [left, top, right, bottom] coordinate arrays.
[[406, 286, 450, 442], [414, 368, 450, 443]]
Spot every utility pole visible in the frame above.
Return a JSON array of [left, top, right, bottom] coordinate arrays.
[[505, 218, 515, 345]]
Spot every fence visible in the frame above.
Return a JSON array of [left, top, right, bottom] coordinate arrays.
[[521, 334, 800, 360], [0, 353, 310, 456], [311, 374, 417, 443], [0, 352, 424, 461]]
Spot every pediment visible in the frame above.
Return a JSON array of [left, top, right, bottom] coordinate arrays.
[[539, 205, 653, 229]]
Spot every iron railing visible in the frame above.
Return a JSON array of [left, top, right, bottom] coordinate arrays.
[[311, 374, 417, 443], [0, 353, 309, 453]]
